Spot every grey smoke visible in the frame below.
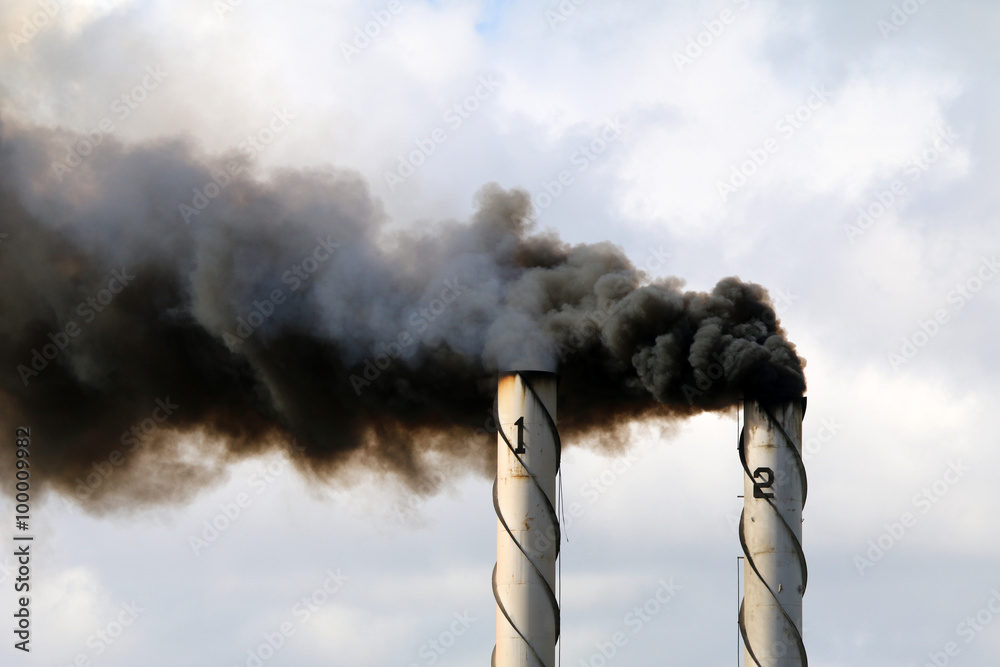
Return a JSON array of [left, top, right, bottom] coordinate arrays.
[[0, 118, 805, 509]]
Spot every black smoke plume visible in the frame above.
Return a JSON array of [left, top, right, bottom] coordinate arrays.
[[0, 119, 805, 509]]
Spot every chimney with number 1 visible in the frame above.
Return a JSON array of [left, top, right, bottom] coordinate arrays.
[[492, 371, 560, 667]]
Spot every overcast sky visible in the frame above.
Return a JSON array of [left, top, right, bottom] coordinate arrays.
[[1, 0, 998, 666]]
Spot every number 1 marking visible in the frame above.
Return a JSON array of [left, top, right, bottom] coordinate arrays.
[[513, 417, 526, 454]]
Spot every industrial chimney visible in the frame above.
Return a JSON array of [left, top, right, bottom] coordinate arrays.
[[739, 397, 808, 667], [492, 371, 561, 667]]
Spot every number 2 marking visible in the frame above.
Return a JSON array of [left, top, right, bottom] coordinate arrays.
[[753, 467, 775, 498], [513, 417, 526, 454]]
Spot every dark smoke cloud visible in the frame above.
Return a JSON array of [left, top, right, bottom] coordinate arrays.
[[0, 119, 805, 509]]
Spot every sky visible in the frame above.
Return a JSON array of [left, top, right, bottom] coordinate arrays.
[[1, 0, 999, 666]]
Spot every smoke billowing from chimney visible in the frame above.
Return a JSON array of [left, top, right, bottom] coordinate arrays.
[[0, 119, 805, 509]]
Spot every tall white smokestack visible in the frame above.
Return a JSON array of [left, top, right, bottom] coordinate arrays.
[[493, 371, 560, 667], [740, 397, 808, 667]]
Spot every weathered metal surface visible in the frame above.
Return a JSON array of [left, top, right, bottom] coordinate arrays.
[[493, 371, 560, 667], [740, 398, 808, 667]]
